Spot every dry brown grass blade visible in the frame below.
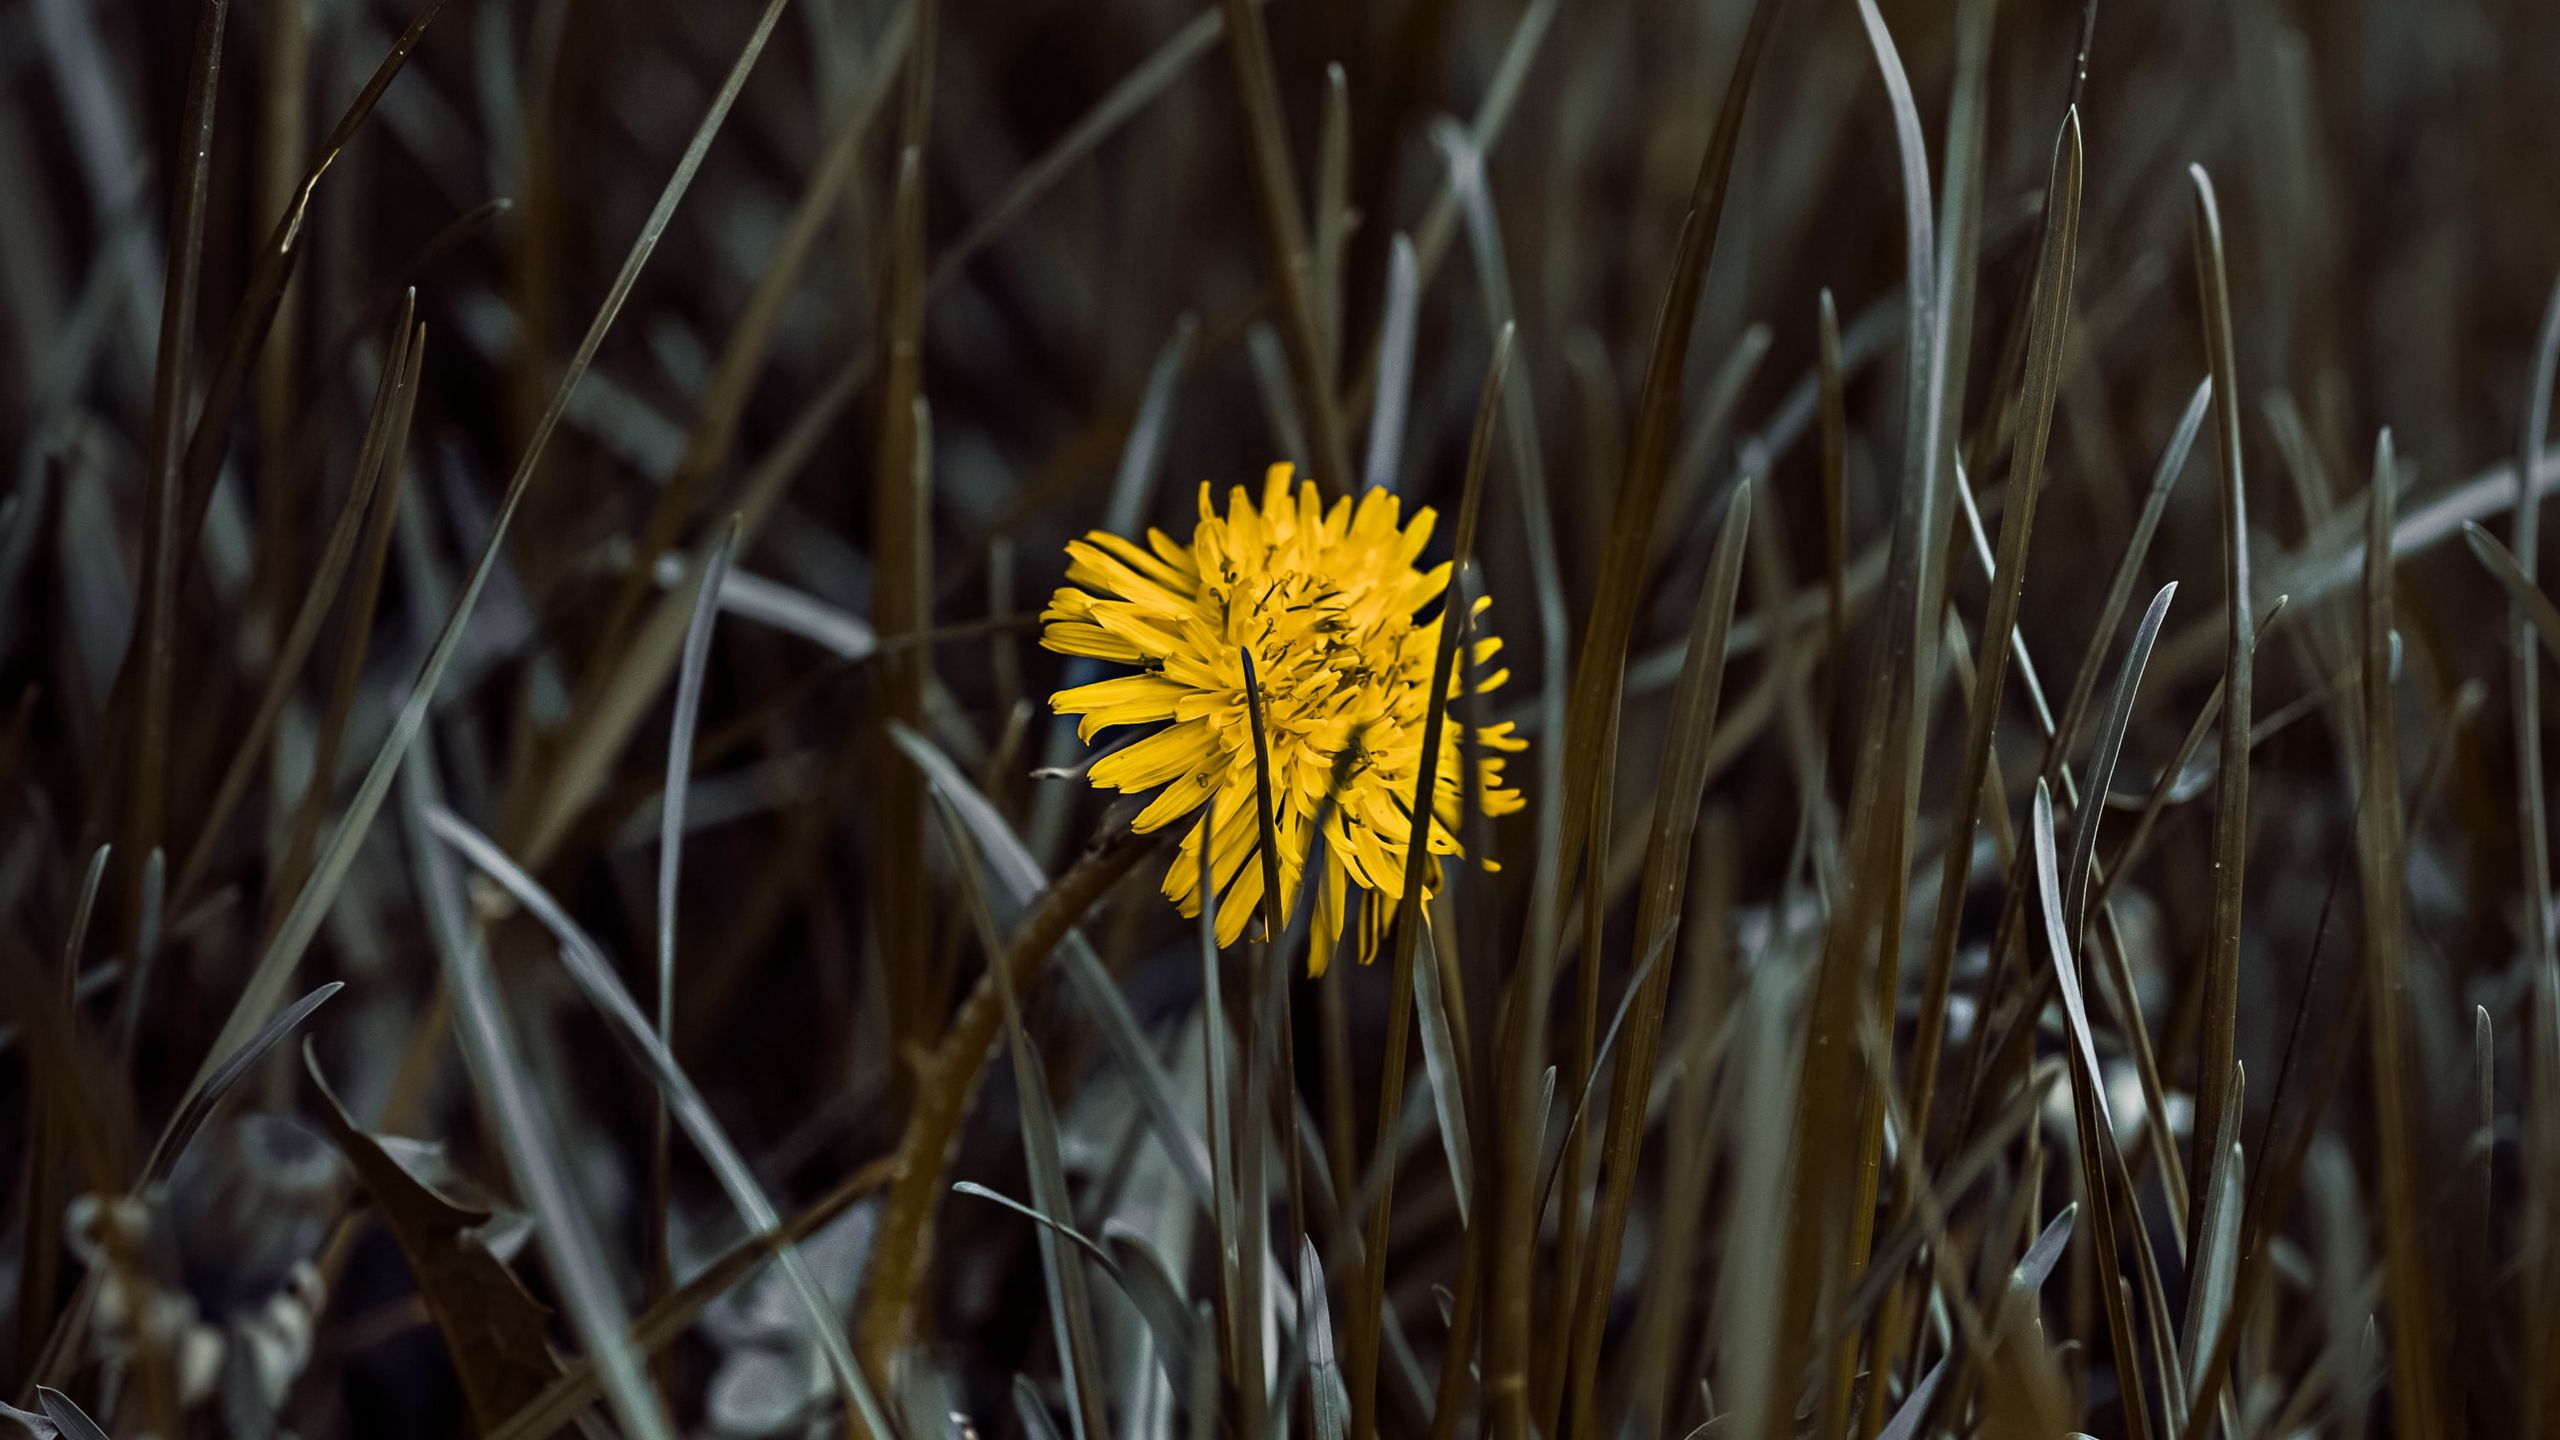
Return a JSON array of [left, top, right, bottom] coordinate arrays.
[[1217, 0, 1354, 499], [1564, 481, 1751, 1439], [1348, 322, 1508, 1440], [2186, 164, 2255, 1247], [2357, 430, 2448, 1440], [1486, 4, 1785, 1433]]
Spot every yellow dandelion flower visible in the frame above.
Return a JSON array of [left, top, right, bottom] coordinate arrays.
[[1041, 463, 1527, 974]]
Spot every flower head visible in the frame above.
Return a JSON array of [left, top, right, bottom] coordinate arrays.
[[1042, 464, 1526, 973]]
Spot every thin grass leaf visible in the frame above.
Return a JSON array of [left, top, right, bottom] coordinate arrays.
[[1017, 1377, 1070, 1440], [486, 1158, 890, 1440], [2179, 1070, 2245, 1421], [2033, 781, 2156, 1440], [2517, 272, 2560, 1436], [117, 0, 228, 1034], [890, 724, 1215, 1203], [2462, 521, 2560, 666], [420, 805, 893, 1439], [1302, 1237, 1349, 1440], [1903, 108, 2083, 1259], [400, 763, 677, 1440], [172, 0, 794, 1124], [1105, 1225, 1204, 1397], [1363, 236, 1420, 493], [650, 515, 737, 1325], [33, 1389, 105, 1440], [928, 1, 1264, 293], [1216, 0, 1352, 499], [1566, 481, 1752, 1437], [2186, 164, 2255, 1248], [1411, 923, 1472, 1226], [141, 980, 340, 1186], [1777, 0, 1940, 1416], [1351, 322, 1508, 1440], [2358, 429, 2447, 1439], [2046, 378, 2212, 781], [12, 846, 107, 1377], [954, 797, 1113, 1440], [170, 299, 417, 910]]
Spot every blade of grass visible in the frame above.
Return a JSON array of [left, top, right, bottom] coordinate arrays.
[[939, 796, 1111, 1440], [170, 300, 418, 912], [1302, 1236, 1350, 1440], [1491, 5, 1784, 1433], [1565, 480, 1753, 1439], [266, 319, 426, 935], [14, 847, 109, 1378], [1217, 0, 1353, 500], [1779, 0, 1943, 1419], [2033, 782, 2157, 1440], [399, 764, 677, 1440], [2185, 163, 2255, 1249], [648, 516, 738, 1384], [1362, 236, 1420, 493], [1412, 922, 1472, 1226], [2356, 430, 2446, 1439], [170, 0, 793, 1117], [2177, 1069, 2244, 1427], [874, 136, 935, 1075], [1349, 321, 1507, 1440], [927, 0, 1268, 293], [486, 1156, 892, 1440], [557, 2, 911, 732], [2518, 272, 2560, 1436], [118, 0, 229, 1055], [890, 725, 1215, 1204], [854, 807, 1162, 1377], [34, 1388, 108, 1440], [140, 979, 341, 1186], [2463, 522, 2560, 665], [1894, 115, 2081, 1378]]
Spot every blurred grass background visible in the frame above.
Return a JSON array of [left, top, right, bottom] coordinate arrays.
[[5, 0, 2560, 1435]]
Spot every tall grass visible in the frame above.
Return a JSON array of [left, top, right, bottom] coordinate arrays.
[[3, 0, 2558, 1436]]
